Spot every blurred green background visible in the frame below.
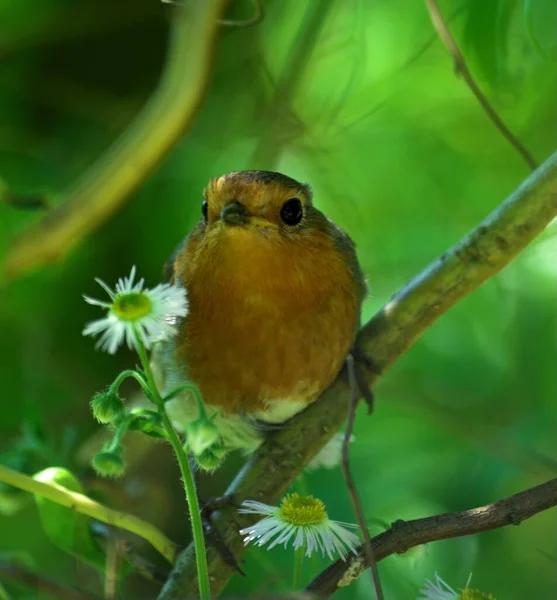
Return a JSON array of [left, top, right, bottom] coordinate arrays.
[[0, 0, 556, 598]]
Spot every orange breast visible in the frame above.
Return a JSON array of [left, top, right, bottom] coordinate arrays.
[[174, 227, 360, 415]]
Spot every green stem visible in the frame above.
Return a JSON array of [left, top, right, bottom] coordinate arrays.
[[106, 415, 133, 451], [134, 337, 211, 600], [110, 369, 150, 399], [292, 546, 305, 591], [163, 382, 204, 407], [0, 464, 177, 563]]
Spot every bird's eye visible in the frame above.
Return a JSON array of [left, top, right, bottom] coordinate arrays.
[[202, 200, 208, 221], [280, 198, 303, 226]]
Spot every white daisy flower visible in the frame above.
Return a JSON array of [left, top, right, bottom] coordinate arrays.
[[83, 266, 188, 354], [418, 573, 460, 600], [239, 493, 360, 561], [418, 573, 493, 600]]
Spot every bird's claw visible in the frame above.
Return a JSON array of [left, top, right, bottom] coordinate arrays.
[[348, 345, 381, 415]]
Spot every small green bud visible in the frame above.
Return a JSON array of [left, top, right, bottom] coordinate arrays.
[[186, 414, 221, 456], [92, 448, 126, 478], [90, 391, 124, 424], [194, 440, 227, 473], [195, 449, 223, 472]]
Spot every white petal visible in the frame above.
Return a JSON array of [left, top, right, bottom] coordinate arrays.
[[83, 295, 111, 308], [96, 319, 125, 354], [238, 501, 278, 517], [304, 528, 319, 557], [124, 322, 138, 351], [239, 516, 278, 539], [327, 521, 360, 551], [417, 572, 458, 600], [253, 528, 283, 547], [315, 525, 335, 560], [257, 520, 289, 546], [83, 317, 112, 336], [268, 523, 295, 550], [94, 278, 115, 299], [292, 526, 305, 551]]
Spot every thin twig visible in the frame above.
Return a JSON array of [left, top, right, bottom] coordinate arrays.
[[307, 477, 557, 597], [0, 562, 100, 600], [342, 355, 383, 599], [425, 0, 537, 171], [157, 152, 557, 598], [2, 0, 229, 281]]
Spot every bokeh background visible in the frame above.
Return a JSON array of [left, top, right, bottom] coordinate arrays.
[[0, 0, 556, 598]]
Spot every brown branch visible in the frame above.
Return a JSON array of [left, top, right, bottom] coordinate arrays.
[[425, 0, 538, 171], [0, 562, 100, 600], [1, 0, 229, 282], [157, 146, 557, 599], [307, 477, 557, 597]]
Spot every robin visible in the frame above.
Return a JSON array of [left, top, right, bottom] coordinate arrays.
[[152, 170, 369, 469]]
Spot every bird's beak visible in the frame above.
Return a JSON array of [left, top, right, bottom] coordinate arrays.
[[221, 201, 250, 226]]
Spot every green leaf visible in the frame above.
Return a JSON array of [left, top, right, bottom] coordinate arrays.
[[32, 467, 105, 571]]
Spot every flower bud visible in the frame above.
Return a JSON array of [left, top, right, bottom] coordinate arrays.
[[195, 440, 227, 472], [185, 414, 221, 456], [90, 391, 124, 424], [92, 447, 126, 478], [196, 450, 223, 472]]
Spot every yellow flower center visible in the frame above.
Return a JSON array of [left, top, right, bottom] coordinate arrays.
[[459, 589, 496, 600], [112, 293, 152, 321], [279, 494, 328, 526]]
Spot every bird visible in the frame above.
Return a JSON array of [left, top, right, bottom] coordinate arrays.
[[151, 170, 368, 469]]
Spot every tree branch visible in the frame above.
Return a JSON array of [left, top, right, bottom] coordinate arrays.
[[307, 477, 557, 597], [1, 0, 228, 281], [158, 150, 557, 599]]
